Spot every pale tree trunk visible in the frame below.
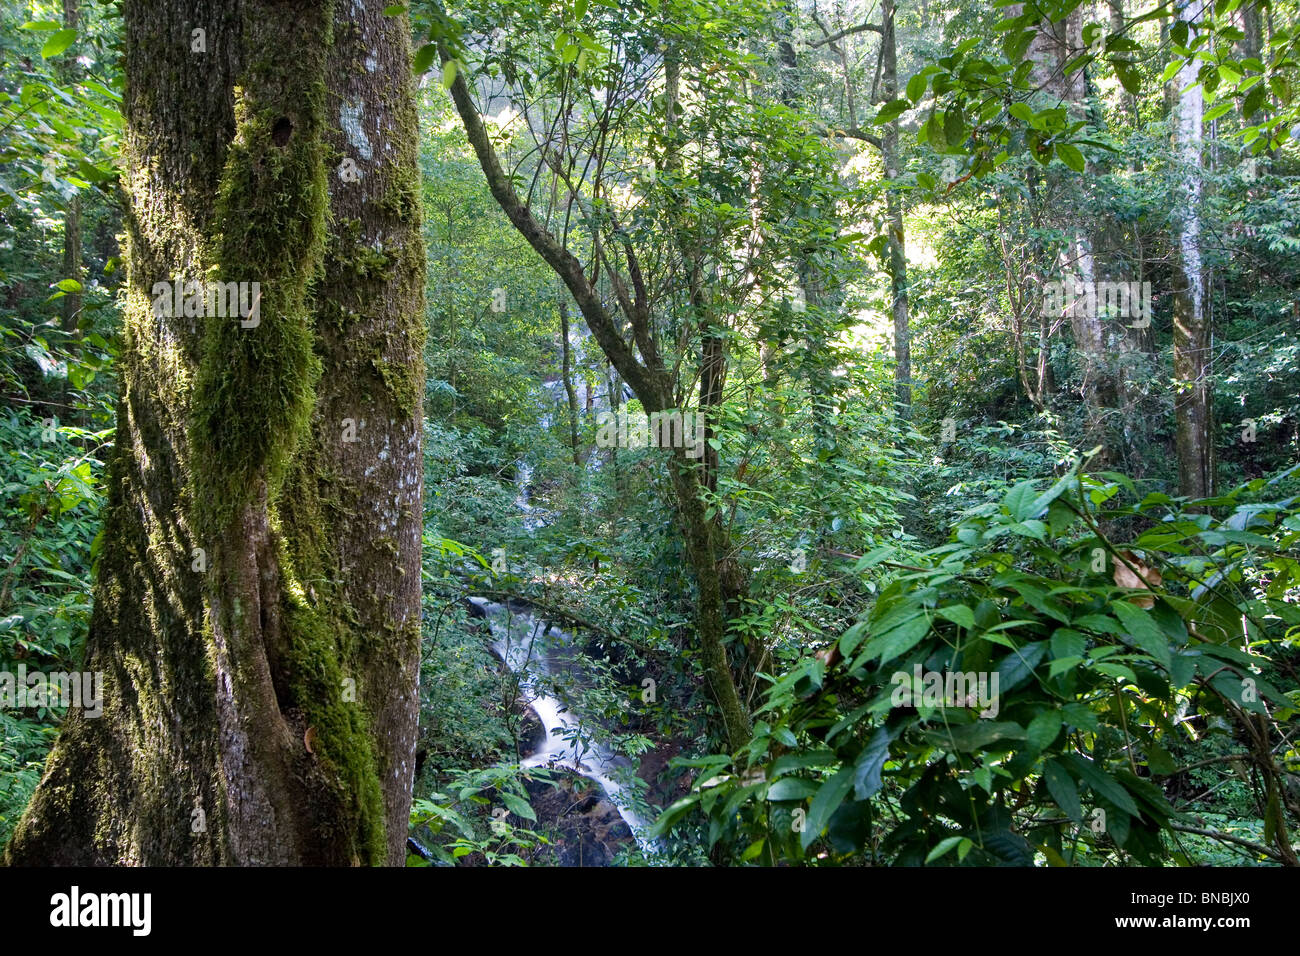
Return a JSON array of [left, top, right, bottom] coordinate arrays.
[[6, 0, 425, 866], [1172, 0, 1214, 498], [560, 299, 581, 467]]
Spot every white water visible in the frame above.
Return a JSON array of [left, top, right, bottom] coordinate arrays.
[[469, 596, 661, 856]]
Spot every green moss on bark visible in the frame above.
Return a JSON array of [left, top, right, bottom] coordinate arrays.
[[191, 77, 328, 538]]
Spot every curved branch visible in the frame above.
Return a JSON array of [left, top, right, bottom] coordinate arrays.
[[441, 47, 667, 408]]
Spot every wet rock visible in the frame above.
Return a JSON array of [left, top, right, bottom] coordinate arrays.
[[515, 701, 546, 759], [524, 772, 634, 866]]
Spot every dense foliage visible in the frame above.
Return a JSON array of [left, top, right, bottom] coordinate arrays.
[[1, 0, 1297, 865]]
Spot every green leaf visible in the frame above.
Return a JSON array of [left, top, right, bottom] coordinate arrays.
[[863, 608, 931, 665], [923, 721, 1026, 752], [925, 834, 965, 863], [1063, 754, 1139, 815], [875, 97, 910, 124], [802, 765, 855, 850], [766, 778, 818, 801], [906, 72, 928, 103], [852, 726, 895, 799], [1043, 758, 1081, 822], [41, 28, 76, 58], [499, 790, 536, 821], [996, 641, 1047, 690], [936, 605, 975, 630], [1056, 142, 1085, 172], [1026, 709, 1062, 752], [943, 105, 965, 145], [1050, 627, 1086, 660], [649, 794, 700, 838], [1143, 744, 1178, 776], [1093, 662, 1138, 683], [412, 43, 436, 75], [1111, 600, 1171, 667], [925, 110, 945, 148], [1114, 60, 1142, 95], [1003, 479, 1038, 519]]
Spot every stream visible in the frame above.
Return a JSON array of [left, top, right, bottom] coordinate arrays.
[[468, 596, 662, 857]]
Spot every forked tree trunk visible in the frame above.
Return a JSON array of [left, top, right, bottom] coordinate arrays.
[[6, 0, 425, 866]]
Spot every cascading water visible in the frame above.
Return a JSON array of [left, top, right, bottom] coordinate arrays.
[[469, 596, 661, 856]]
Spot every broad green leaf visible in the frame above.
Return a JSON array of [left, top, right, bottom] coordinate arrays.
[[1111, 600, 1171, 667], [766, 778, 818, 801], [801, 765, 855, 850], [412, 43, 436, 75], [924, 834, 965, 863], [936, 605, 975, 629], [1026, 709, 1062, 752], [1056, 142, 1085, 172], [1063, 754, 1139, 815], [41, 28, 76, 58], [1043, 758, 1081, 822], [906, 72, 928, 103], [852, 726, 895, 799]]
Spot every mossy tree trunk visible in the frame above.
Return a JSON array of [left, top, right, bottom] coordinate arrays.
[[6, 0, 425, 866]]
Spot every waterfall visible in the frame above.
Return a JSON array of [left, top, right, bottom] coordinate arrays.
[[469, 597, 662, 857]]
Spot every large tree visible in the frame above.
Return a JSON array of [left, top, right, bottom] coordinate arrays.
[[6, 0, 425, 865], [1171, 0, 1214, 499]]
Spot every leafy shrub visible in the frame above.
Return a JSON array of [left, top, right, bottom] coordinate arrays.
[[656, 464, 1300, 866]]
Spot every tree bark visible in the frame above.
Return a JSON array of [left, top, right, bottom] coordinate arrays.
[[60, 0, 82, 338], [559, 299, 581, 468], [1027, 3, 1113, 463], [882, 0, 911, 418], [6, 0, 425, 866], [1172, 0, 1214, 498]]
